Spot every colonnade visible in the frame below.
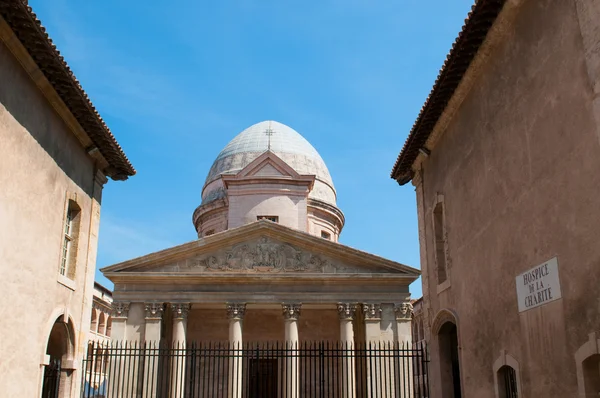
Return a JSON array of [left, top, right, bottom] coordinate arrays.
[[108, 300, 414, 398]]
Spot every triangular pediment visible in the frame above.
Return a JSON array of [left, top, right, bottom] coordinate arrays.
[[226, 151, 314, 181], [253, 162, 284, 177], [101, 221, 420, 279]]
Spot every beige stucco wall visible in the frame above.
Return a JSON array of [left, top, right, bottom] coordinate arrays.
[[0, 37, 103, 397], [415, 0, 600, 397], [228, 191, 308, 230]]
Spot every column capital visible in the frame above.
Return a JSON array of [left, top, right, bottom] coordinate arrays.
[[282, 303, 302, 321], [111, 301, 130, 319], [171, 303, 191, 320], [362, 303, 382, 321], [145, 302, 164, 320], [226, 303, 247, 320], [337, 303, 358, 321], [394, 301, 414, 321]]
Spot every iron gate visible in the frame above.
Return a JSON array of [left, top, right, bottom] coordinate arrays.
[[82, 341, 429, 397], [42, 357, 61, 398]]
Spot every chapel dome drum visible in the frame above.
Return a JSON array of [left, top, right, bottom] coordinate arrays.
[[194, 121, 344, 240]]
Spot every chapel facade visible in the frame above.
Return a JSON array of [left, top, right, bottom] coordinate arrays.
[[391, 1, 600, 397], [102, 121, 421, 396]]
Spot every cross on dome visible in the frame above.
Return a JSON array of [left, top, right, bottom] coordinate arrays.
[[264, 122, 275, 150]]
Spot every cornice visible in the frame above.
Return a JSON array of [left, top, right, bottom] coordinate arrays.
[[104, 272, 418, 285], [307, 198, 345, 231]]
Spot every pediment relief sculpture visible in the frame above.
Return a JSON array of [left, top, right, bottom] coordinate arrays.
[[145, 236, 395, 274]]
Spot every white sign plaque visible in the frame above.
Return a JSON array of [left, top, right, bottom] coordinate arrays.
[[516, 257, 562, 313]]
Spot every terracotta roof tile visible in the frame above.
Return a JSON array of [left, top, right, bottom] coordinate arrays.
[[0, 0, 135, 180], [390, 0, 506, 184]]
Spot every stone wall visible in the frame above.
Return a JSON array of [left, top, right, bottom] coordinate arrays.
[[415, 0, 600, 396], [0, 34, 101, 397]]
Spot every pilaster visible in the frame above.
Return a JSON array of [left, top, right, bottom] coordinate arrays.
[[110, 302, 129, 341], [362, 304, 382, 342]]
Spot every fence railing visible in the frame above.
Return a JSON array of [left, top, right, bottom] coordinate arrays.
[[82, 341, 429, 398]]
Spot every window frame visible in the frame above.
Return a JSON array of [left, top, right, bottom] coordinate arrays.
[[257, 215, 279, 223], [57, 194, 82, 289], [59, 207, 75, 276], [432, 194, 451, 291]]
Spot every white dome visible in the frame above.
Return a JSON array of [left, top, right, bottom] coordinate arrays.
[[202, 121, 336, 204]]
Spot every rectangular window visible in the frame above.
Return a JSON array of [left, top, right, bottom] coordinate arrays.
[[321, 231, 331, 240], [60, 208, 75, 276], [59, 200, 80, 281], [257, 216, 279, 223], [433, 201, 448, 283]]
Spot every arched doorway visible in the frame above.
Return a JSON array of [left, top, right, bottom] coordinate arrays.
[[582, 354, 600, 397], [42, 317, 75, 398], [438, 321, 462, 398]]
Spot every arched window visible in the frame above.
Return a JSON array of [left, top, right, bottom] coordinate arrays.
[[106, 317, 112, 337], [582, 354, 600, 396], [90, 310, 98, 334], [498, 365, 518, 398], [493, 350, 522, 398], [98, 313, 106, 336]]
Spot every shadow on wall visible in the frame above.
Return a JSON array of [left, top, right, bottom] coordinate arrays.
[[0, 41, 95, 196]]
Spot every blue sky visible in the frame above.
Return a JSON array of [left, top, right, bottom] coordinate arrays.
[[30, 0, 473, 299]]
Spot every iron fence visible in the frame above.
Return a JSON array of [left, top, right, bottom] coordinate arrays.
[[82, 341, 429, 398]]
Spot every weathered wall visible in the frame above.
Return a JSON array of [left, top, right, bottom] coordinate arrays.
[[416, 0, 600, 396], [0, 36, 100, 397], [228, 191, 308, 231]]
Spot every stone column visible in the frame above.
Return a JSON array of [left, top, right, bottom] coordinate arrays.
[[170, 303, 190, 398], [282, 303, 301, 398], [363, 304, 382, 397], [107, 302, 129, 396], [394, 301, 414, 398], [226, 303, 246, 398], [144, 303, 164, 398], [338, 303, 357, 398]]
